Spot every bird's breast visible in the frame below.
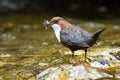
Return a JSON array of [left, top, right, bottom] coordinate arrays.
[[51, 24, 61, 42]]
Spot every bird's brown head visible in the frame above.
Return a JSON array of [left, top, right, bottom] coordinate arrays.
[[43, 17, 71, 29], [49, 17, 64, 25]]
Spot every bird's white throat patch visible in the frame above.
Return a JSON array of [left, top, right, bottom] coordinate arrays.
[[51, 24, 61, 42]]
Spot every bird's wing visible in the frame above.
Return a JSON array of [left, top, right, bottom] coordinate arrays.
[[60, 29, 90, 48]]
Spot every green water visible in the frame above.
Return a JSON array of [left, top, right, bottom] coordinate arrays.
[[0, 13, 120, 80]]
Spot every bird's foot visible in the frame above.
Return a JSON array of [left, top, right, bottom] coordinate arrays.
[[79, 57, 91, 64], [79, 58, 89, 63], [79, 60, 90, 65], [87, 57, 92, 62], [70, 58, 75, 64]]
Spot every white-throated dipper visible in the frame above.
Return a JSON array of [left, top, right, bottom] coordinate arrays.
[[43, 17, 105, 63]]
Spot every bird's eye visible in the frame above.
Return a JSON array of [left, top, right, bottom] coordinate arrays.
[[54, 20, 58, 23]]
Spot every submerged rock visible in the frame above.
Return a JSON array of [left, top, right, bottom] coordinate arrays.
[[39, 63, 48, 67], [42, 42, 48, 46]]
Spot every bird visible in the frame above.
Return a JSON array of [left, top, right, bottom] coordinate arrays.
[[43, 16, 105, 63]]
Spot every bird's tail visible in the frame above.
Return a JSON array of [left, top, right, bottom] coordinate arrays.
[[92, 27, 105, 39]]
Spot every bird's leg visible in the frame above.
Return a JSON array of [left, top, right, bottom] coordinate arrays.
[[70, 50, 75, 63], [84, 49, 87, 62]]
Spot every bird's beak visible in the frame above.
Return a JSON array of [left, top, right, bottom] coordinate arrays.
[[43, 20, 52, 29]]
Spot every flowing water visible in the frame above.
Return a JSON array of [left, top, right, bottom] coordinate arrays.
[[0, 13, 120, 80]]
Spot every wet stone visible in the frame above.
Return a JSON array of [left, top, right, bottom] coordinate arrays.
[[39, 63, 48, 67], [37, 64, 113, 80], [37, 47, 120, 80], [109, 51, 120, 60], [42, 42, 48, 46]]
